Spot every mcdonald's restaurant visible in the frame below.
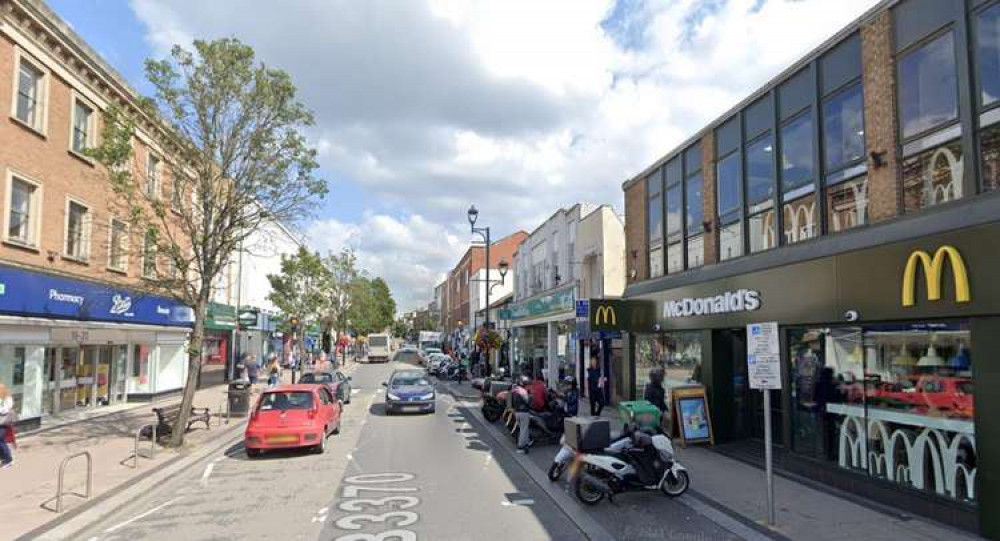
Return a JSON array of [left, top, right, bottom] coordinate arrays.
[[617, 220, 1000, 534]]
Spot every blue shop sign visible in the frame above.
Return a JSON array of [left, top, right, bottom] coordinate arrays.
[[0, 266, 193, 327]]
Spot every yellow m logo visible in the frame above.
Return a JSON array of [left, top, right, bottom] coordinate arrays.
[[901, 245, 971, 307], [594, 305, 617, 326]]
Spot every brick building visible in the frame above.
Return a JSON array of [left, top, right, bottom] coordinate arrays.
[[0, 0, 194, 428], [616, 0, 1000, 535]]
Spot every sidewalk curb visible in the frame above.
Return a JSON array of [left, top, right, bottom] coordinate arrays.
[[441, 388, 616, 541], [21, 422, 246, 541]]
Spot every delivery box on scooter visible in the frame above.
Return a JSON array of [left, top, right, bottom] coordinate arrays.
[[564, 417, 610, 452]]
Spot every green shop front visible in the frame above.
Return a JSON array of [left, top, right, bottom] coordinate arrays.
[[499, 285, 576, 388], [202, 302, 235, 385], [622, 221, 1000, 535]]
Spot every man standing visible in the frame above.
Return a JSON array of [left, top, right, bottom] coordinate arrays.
[[244, 354, 261, 386], [587, 357, 605, 417]]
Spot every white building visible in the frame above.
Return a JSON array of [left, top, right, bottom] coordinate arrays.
[[468, 267, 514, 330]]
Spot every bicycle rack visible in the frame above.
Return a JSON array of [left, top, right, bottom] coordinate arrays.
[[131, 423, 157, 468], [217, 398, 230, 425], [55, 451, 93, 513]]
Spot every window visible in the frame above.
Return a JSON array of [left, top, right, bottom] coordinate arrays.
[[665, 184, 683, 239], [14, 56, 45, 131], [171, 177, 184, 211], [782, 194, 817, 245], [686, 234, 704, 268], [746, 136, 775, 253], [898, 32, 959, 139], [826, 176, 869, 233], [901, 139, 963, 212], [789, 323, 976, 504], [823, 85, 865, 173], [648, 194, 663, 277], [142, 230, 157, 278], [685, 173, 703, 269], [780, 113, 815, 195], [65, 200, 90, 260], [749, 208, 775, 253], [71, 99, 94, 153], [145, 154, 160, 198], [649, 246, 664, 278], [109, 218, 128, 271], [717, 152, 742, 261], [6, 175, 40, 246], [666, 243, 683, 274], [634, 331, 703, 400], [978, 3, 1000, 108]]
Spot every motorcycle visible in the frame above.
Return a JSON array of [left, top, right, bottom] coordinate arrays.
[[572, 426, 689, 504], [480, 373, 511, 423], [548, 430, 632, 481]]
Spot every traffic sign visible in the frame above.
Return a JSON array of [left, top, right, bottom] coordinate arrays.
[[746, 321, 781, 390]]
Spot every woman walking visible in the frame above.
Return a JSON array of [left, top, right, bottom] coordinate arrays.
[[0, 383, 16, 468], [267, 353, 281, 387]]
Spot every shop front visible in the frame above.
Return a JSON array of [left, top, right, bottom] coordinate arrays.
[[0, 265, 193, 428], [201, 302, 235, 387], [500, 285, 576, 387], [624, 222, 1000, 534]]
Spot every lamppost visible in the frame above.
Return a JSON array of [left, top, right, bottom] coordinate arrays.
[[467, 205, 509, 375]]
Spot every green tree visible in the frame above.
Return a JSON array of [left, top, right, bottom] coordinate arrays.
[[321, 248, 360, 351], [88, 38, 325, 446], [267, 246, 330, 353], [370, 277, 397, 331], [392, 319, 408, 340], [346, 276, 396, 336]]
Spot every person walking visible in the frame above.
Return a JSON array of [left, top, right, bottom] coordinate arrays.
[[243, 354, 260, 386], [512, 376, 534, 454], [0, 383, 16, 468], [587, 357, 605, 417], [266, 354, 281, 387]]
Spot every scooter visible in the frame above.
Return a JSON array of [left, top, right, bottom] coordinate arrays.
[[548, 429, 632, 481], [571, 425, 690, 504]]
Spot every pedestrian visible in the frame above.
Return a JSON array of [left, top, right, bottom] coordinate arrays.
[[512, 376, 534, 454], [0, 383, 16, 468], [244, 354, 260, 386], [266, 353, 281, 387], [560, 376, 579, 417], [587, 357, 605, 417], [644, 368, 668, 432]]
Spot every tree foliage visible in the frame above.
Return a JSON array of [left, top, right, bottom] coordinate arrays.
[[87, 38, 325, 446], [320, 248, 360, 348], [267, 247, 329, 334], [347, 277, 397, 336]]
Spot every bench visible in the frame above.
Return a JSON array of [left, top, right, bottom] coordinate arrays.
[[152, 403, 211, 439]]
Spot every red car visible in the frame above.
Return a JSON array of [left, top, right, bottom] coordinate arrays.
[[245, 384, 342, 457]]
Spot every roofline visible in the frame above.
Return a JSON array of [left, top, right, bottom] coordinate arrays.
[[621, 0, 896, 192]]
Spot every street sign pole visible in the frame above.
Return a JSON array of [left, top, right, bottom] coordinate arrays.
[[763, 388, 775, 527], [746, 321, 780, 529]]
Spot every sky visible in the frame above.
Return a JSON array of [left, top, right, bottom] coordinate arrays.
[[48, 0, 881, 313]]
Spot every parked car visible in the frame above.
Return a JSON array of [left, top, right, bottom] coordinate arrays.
[[394, 349, 423, 365], [383, 369, 436, 415], [244, 385, 342, 457], [299, 371, 353, 404], [427, 353, 451, 374]]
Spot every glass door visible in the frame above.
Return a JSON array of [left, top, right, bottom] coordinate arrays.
[[60, 347, 78, 411], [96, 346, 113, 406], [111, 345, 128, 404], [77, 346, 97, 407], [42, 347, 57, 415]]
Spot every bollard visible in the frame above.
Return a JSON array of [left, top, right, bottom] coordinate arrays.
[[55, 451, 92, 513], [131, 424, 156, 468]]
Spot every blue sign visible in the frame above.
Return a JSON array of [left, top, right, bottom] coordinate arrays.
[[0, 266, 193, 327], [575, 299, 590, 318]]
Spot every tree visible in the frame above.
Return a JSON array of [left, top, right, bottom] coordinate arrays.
[[267, 246, 330, 354], [346, 276, 396, 336], [370, 278, 397, 331], [88, 38, 325, 446], [320, 248, 360, 352], [391, 319, 408, 340]]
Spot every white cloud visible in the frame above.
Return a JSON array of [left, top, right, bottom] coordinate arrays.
[[129, 0, 880, 311]]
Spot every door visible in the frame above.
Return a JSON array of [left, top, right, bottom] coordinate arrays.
[[731, 329, 783, 445], [77, 347, 97, 407], [111, 345, 128, 404], [42, 347, 57, 415], [60, 347, 78, 411], [96, 346, 113, 406]]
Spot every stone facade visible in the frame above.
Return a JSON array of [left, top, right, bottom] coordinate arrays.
[[701, 133, 718, 265], [624, 179, 646, 284], [861, 10, 901, 224]]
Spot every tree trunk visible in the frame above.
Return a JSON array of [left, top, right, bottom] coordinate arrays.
[[170, 295, 209, 447]]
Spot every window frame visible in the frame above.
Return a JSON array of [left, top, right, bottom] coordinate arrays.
[[3, 170, 43, 250], [10, 49, 49, 136], [107, 217, 129, 274], [69, 94, 98, 161], [142, 230, 157, 279], [63, 196, 92, 262], [895, 26, 962, 144], [821, 80, 868, 183], [778, 108, 817, 198], [974, 0, 1000, 114], [145, 152, 161, 199]]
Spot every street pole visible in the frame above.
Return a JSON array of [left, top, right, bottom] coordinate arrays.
[[764, 388, 775, 527], [484, 225, 490, 375]]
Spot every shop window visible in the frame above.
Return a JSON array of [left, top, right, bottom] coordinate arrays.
[[981, 123, 1000, 192], [649, 246, 664, 278], [782, 194, 817, 245], [780, 112, 815, 195], [789, 323, 976, 504], [898, 32, 959, 139], [666, 242, 683, 274], [822, 84, 865, 173], [976, 2, 1000, 109], [826, 176, 869, 233], [634, 332, 703, 401], [901, 139, 963, 212], [131, 344, 151, 394], [748, 207, 775, 253], [0, 345, 45, 419], [719, 221, 743, 261]]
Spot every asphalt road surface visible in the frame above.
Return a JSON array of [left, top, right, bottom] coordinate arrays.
[[76, 361, 588, 541]]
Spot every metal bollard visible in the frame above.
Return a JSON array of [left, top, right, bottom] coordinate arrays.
[[55, 451, 93, 513], [131, 424, 156, 468]]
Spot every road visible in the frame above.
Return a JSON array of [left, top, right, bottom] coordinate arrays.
[[76, 360, 588, 541]]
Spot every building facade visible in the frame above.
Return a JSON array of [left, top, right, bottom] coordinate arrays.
[[0, 0, 195, 427], [619, 0, 1000, 535]]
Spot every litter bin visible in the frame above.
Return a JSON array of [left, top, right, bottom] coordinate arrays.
[[228, 380, 252, 417], [618, 400, 661, 432]]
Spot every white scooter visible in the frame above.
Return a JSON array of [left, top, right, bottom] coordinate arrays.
[[548, 432, 630, 481]]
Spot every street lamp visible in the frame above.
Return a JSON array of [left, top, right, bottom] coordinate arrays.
[[467, 204, 507, 376]]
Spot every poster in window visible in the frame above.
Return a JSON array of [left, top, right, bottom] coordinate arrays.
[[671, 385, 714, 446]]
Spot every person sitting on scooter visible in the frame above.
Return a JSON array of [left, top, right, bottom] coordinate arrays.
[[513, 375, 534, 454], [560, 376, 580, 417], [527, 373, 548, 413]]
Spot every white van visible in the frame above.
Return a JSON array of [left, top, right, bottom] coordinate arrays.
[[367, 333, 391, 363]]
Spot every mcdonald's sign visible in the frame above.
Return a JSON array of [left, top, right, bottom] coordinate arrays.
[[901, 245, 971, 307], [588, 299, 655, 332], [594, 305, 617, 326]]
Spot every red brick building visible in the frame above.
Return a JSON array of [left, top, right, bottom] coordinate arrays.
[[443, 231, 526, 335]]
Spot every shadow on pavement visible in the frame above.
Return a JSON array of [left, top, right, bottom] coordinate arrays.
[[367, 401, 434, 417], [223, 439, 321, 462]]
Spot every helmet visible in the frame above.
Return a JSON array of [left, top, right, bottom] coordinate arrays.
[[519, 375, 532, 386]]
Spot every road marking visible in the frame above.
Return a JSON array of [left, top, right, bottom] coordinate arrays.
[[346, 454, 354, 460], [351, 389, 360, 395], [105, 497, 182, 533], [501, 499, 535, 506], [200, 463, 214, 487], [319, 507, 329, 514]]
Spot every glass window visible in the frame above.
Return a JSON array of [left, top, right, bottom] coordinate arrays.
[[666, 242, 683, 274], [898, 32, 959, 139], [649, 246, 664, 278], [746, 135, 776, 209], [7, 177, 37, 245], [66, 201, 89, 259], [142, 231, 157, 278], [719, 222, 743, 261], [16, 59, 43, 128], [685, 173, 703, 235], [684, 145, 702, 175], [146, 155, 160, 198], [790, 323, 976, 504], [820, 33, 862, 96], [826, 176, 869, 232], [901, 139, 963, 212], [782, 194, 818, 245], [749, 208, 776, 253], [823, 84, 865, 172], [171, 177, 184, 211], [259, 391, 314, 411], [977, 3, 1000, 107], [717, 153, 741, 217], [745, 95, 774, 141], [647, 171, 662, 196], [780, 113, 815, 193], [634, 332, 703, 402], [779, 68, 814, 120], [666, 185, 683, 238], [686, 234, 704, 268], [109, 219, 128, 270], [981, 124, 1000, 192], [72, 100, 93, 153], [648, 194, 663, 244]]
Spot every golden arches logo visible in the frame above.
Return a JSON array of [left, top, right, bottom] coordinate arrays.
[[594, 305, 617, 326], [901, 245, 970, 307]]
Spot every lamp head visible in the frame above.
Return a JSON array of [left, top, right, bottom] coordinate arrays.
[[467, 205, 479, 228], [498, 258, 509, 278]]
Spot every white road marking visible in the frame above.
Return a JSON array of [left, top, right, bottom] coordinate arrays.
[[346, 454, 354, 460], [501, 499, 535, 507], [105, 497, 182, 533], [319, 507, 329, 514], [351, 389, 360, 395], [200, 463, 214, 487]]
